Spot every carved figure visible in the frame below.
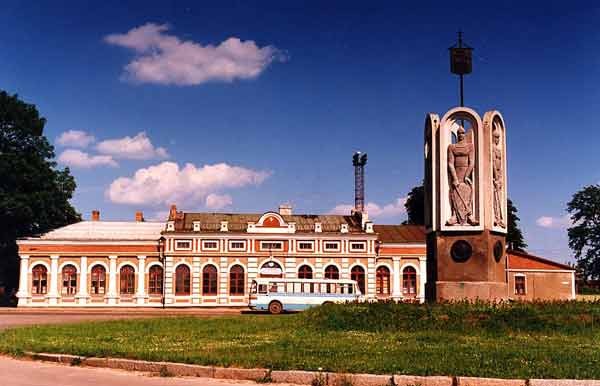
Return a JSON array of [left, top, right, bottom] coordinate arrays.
[[447, 125, 478, 226], [492, 122, 505, 227]]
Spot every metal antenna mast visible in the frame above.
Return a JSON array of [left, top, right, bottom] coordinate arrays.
[[352, 152, 367, 213], [449, 31, 473, 107]]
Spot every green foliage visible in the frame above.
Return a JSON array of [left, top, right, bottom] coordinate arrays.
[[506, 199, 527, 252], [403, 184, 424, 225], [0, 90, 80, 289], [568, 184, 600, 280]]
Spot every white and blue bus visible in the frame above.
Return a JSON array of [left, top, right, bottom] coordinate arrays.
[[249, 278, 363, 314]]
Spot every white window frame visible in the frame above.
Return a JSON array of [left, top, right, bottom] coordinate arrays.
[[228, 240, 247, 251], [514, 274, 527, 295], [202, 240, 219, 251], [323, 241, 341, 252], [174, 239, 193, 251], [260, 241, 284, 251], [349, 241, 367, 252], [297, 241, 315, 251]]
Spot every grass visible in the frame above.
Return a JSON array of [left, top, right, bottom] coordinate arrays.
[[1, 301, 600, 379]]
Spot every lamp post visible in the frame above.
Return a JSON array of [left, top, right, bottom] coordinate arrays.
[[158, 236, 166, 309]]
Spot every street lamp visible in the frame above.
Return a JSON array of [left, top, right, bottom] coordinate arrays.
[[157, 236, 166, 309]]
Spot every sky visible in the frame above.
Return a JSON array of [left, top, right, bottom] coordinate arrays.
[[1, 1, 598, 263]]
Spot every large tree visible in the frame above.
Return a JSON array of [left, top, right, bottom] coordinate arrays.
[[0, 91, 80, 292], [567, 184, 600, 280], [506, 198, 527, 252]]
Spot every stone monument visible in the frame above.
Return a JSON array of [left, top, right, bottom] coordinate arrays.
[[424, 107, 508, 301]]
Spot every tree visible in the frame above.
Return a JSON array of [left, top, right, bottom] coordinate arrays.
[[0, 91, 80, 292], [403, 184, 424, 225], [567, 184, 600, 280], [506, 199, 527, 252]]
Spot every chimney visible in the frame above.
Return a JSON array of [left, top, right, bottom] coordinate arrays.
[[279, 204, 292, 216], [91, 210, 100, 221], [169, 204, 177, 220], [352, 151, 368, 213], [135, 211, 144, 222]]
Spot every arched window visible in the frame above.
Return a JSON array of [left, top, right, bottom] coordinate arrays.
[[402, 266, 417, 297], [148, 265, 163, 295], [120, 265, 135, 295], [324, 265, 339, 280], [32, 265, 47, 295], [202, 265, 218, 295], [351, 266, 366, 294], [175, 265, 191, 295], [61, 265, 77, 296], [90, 265, 106, 295], [298, 265, 313, 279], [376, 266, 391, 295], [229, 265, 245, 295], [259, 261, 283, 278]]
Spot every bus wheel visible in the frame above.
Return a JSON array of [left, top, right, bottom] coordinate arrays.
[[322, 301, 334, 307], [268, 301, 283, 314]]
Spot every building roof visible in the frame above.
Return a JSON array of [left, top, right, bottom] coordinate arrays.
[[373, 225, 426, 244], [507, 250, 574, 271], [30, 221, 165, 241], [177, 212, 364, 233]]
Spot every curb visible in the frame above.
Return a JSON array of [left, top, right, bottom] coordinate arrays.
[[17, 352, 600, 386]]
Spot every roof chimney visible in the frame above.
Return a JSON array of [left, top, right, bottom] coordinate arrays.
[[279, 204, 292, 216], [169, 204, 177, 220], [352, 151, 367, 213], [135, 211, 144, 222], [91, 210, 100, 221]]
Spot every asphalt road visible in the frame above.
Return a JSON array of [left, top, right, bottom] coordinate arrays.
[[0, 356, 293, 386]]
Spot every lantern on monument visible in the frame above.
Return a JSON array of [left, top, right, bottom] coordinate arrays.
[[449, 31, 473, 106]]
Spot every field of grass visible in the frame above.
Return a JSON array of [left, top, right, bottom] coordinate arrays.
[[2, 301, 600, 379]]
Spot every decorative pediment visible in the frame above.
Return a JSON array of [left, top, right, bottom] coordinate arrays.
[[247, 212, 296, 234]]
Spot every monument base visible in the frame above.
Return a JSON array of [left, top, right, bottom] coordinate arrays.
[[435, 281, 508, 302]]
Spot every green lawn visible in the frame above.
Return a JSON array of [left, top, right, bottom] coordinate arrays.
[[2, 302, 600, 379]]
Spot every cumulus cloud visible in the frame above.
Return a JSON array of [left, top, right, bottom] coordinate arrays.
[[57, 149, 118, 169], [106, 161, 270, 207], [104, 23, 284, 86], [329, 197, 408, 219], [536, 215, 572, 229], [56, 130, 95, 148], [205, 193, 233, 210], [96, 132, 168, 160]]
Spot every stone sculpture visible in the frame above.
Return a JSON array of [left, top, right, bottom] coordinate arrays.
[[492, 121, 505, 228]]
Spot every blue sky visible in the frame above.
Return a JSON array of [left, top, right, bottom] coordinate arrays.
[[1, 1, 598, 262]]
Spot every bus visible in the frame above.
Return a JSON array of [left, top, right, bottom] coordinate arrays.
[[249, 278, 363, 314]]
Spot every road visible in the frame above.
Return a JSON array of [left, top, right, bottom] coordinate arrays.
[[0, 356, 293, 386]]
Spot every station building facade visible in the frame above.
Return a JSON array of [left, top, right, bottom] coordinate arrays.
[[15, 205, 575, 307]]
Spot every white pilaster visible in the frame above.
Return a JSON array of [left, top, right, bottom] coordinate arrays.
[[106, 255, 118, 305], [285, 257, 296, 278], [418, 257, 427, 303], [191, 257, 201, 304], [16, 255, 30, 306], [392, 257, 402, 301], [136, 256, 147, 305], [164, 255, 174, 305], [48, 255, 60, 305], [219, 257, 228, 304], [367, 257, 376, 300], [76, 256, 89, 305], [315, 257, 323, 279]]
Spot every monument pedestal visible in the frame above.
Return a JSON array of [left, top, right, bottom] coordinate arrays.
[[435, 281, 507, 302]]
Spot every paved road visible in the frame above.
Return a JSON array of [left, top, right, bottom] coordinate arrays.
[[0, 308, 248, 330], [0, 356, 293, 386]]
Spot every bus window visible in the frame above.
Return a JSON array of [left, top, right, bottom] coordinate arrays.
[[258, 284, 268, 294], [250, 281, 257, 294], [269, 282, 278, 293]]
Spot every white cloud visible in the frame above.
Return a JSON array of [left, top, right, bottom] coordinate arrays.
[[205, 193, 233, 210], [57, 149, 118, 169], [106, 161, 270, 207], [536, 215, 572, 229], [96, 132, 169, 160], [56, 130, 95, 148], [329, 197, 408, 219], [104, 23, 284, 86]]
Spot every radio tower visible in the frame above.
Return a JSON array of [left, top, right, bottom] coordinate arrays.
[[352, 151, 367, 213]]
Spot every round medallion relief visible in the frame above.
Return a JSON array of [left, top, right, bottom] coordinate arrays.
[[493, 241, 504, 262], [450, 240, 472, 262]]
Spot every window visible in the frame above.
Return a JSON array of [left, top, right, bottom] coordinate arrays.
[[229, 265, 245, 295], [202, 240, 219, 250], [351, 266, 366, 294], [229, 240, 246, 250], [259, 261, 283, 277], [324, 265, 339, 280], [175, 265, 191, 295], [298, 265, 313, 279], [350, 242, 366, 251], [202, 265, 218, 295], [298, 242, 314, 251], [515, 276, 526, 295], [324, 241, 340, 251], [32, 265, 47, 295], [175, 240, 192, 250], [261, 241, 283, 251], [120, 265, 135, 295], [61, 265, 77, 296], [148, 266, 163, 295], [402, 266, 417, 297], [376, 266, 391, 295], [90, 265, 106, 295]]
